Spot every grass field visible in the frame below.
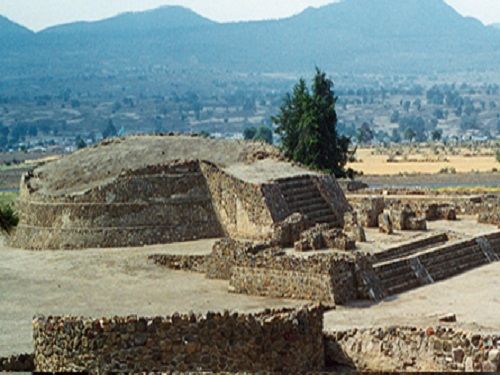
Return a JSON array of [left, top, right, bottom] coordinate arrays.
[[0, 192, 18, 209], [350, 148, 499, 175]]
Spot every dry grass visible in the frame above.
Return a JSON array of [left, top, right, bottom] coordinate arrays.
[[350, 148, 499, 175]]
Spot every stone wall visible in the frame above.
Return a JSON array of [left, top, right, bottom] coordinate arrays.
[[200, 162, 276, 240], [32, 305, 324, 373], [0, 353, 34, 372], [12, 161, 224, 249], [349, 194, 499, 225], [230, 252, 358, 304], [204, 238, 271, 280], [325, 327, 500, 372]]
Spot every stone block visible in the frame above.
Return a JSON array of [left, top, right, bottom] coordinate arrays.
[[378, 212, 393, 234]]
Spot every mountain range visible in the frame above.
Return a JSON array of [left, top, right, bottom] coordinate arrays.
[[1, 0, 500, 75]]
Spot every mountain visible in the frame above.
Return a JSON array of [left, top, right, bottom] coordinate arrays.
[[0, 15, 34, 64], [42, 6, 215, 36], [1, 0, 500, 75]]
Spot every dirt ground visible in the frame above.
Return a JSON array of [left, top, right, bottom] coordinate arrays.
[[349, 148, 498, 175], [0, 238, 302, 356], [1, 219, 499, 356]]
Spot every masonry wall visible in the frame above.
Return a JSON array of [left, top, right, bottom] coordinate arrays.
[[12, 161, 224, 249], [348, 194, 499, 225], [200, 162, 276, 240], [32, 306, 324, 373], [229, 252, 358, 304], [325, 327, 500, 372]]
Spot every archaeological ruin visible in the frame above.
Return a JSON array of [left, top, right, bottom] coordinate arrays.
[[3, 134, 500, 373], [10, 135, 350, 249]]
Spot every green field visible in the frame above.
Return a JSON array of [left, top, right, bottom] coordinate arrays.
[[0, 192, 18, 209]]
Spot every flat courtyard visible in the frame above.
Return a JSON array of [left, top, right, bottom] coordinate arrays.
[[1, 231, 500, 357]]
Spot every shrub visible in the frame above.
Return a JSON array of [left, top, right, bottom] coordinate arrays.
[[0, 205, 19, 233]]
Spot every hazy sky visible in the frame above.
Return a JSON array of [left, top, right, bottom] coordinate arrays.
[[1, 0, 499, 31]]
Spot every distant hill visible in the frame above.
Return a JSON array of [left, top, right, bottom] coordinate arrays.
[[0, 15, 34, 57], [42, 6, 215, 35], [1, 0, 500, 75], [492, 23, 500, 29]]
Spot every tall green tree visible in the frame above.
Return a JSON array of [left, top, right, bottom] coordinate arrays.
[[273, 69, 352, 178]]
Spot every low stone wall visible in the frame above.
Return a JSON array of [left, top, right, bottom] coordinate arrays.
[[230, 252, 358, 304], [148, 254, 208, 273], [0, 353, 34, 372], [204, 238, 272, 280], [325, 327, 500, 372], [349, 194, 499, 225], [33, 305, 325, 373]]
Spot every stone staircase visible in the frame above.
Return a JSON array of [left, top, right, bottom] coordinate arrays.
[[374, 259, 422, 296], [373, 233, 449, 264], [278, 176, 340, 227], [372, 232, 500, 298]]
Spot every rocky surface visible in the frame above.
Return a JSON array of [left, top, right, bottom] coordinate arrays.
[[148, 254, 208, 273]]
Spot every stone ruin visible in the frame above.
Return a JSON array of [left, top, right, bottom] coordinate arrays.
[[10, 135, 351, 250], [5, 134, 500, 373]]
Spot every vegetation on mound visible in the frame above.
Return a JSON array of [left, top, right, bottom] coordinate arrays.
[[0, 192, 18, 233]]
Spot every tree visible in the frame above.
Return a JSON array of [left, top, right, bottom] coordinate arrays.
[[102, 120, 117, 139], [254, 126, 273, 144], [356, 122, 374, 144], [273, 68, 352, 178], [391, 129, 401, 143], [404, 128, 416, 142], [75, 136, 86, 149], [390, 110, 400, 123], [243, 127, 257, 140], [431, 129, 443, 142], [243, 126, 273, 144]]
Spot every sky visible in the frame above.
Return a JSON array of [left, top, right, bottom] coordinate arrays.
[[0, 0, 499, 32]]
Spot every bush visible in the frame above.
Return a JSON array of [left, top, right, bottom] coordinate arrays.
[[0, 205, 19, 233]]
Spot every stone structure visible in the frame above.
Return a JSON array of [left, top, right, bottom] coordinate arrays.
[[10, 135, 351, 250], [148, 254, 208, 273], [294, 225, 356, 252], [32, 305, 324, 373], [389, 205, 427, 231], [0, 353, 34, 372], [325, 326, 500, 372], [348, 192, 499, 226], [343, 211, 366, 242], [229, 251, 359, 304], [373, 232, 500, 297], [358, 196, 385, 228]]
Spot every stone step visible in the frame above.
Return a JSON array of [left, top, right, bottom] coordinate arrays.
[[386, 278, 422, 295], [287, 198, 327, 212], [312, 214, 340, 226], [282, 186, 322, 200], [306, 208, 337, 221], [380, 268, 417, 289], [284, 189, 323, 203], [429, 256, 489, 282], [424, 251, 488, 280], [375, 262, 414, 281], [278, 177, 314, 189], [419, 244, 481, 266], [374, 234, 449, 264]]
